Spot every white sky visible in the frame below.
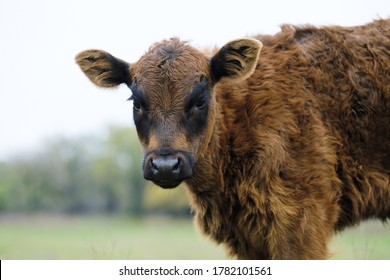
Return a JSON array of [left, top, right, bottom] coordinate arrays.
[[0, 0, 389, 159]]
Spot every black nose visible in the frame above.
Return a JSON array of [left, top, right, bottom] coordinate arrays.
[[143, 151, 195, 189], [150, 157, 181, 176]]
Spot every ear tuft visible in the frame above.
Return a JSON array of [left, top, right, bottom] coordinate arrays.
[[75, 50, 131, 88], [210, 38, 262, 82]]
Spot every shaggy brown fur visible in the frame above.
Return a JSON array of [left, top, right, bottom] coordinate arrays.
[[76, 19, 390, 259]]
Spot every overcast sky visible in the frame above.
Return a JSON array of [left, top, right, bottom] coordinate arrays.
[[0, 0, 389, 159]]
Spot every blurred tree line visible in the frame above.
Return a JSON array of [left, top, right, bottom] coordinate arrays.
[[0, 126, 190, 217]]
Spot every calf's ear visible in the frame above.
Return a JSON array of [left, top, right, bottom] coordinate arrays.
[[210, 38, 262, 82], [75, 50, 131, 88]]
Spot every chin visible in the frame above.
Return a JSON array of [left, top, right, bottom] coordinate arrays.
[[153, 180, 183, 189]]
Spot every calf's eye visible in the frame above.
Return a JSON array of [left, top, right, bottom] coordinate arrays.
[[133, 100, 141, 111], [195, 98, 206, 109]]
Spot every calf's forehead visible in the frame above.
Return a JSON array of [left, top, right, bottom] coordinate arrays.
[[131, 39, 210, 93]]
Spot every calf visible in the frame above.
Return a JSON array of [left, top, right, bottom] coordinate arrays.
[[76, 19, 390, 259]]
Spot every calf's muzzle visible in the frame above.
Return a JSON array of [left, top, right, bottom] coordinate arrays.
[[143, 150, 195, 189]]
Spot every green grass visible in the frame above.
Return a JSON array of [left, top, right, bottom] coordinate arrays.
[[0, 215, 226, 259], [0, 215, 389, 259], [331, 220, 390, 259]]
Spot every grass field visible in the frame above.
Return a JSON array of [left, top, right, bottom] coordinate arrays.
[[0, 215, 389, 259]]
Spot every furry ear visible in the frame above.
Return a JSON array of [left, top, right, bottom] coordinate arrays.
[[75, 50, 131, 88], [210, 38, 262, 82]]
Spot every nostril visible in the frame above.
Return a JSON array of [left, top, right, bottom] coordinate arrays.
[[172, 158, 181, 172], [150, 158, 158, 174]]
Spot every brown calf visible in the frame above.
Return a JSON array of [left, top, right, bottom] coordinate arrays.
[[76, 19, 390, 259]]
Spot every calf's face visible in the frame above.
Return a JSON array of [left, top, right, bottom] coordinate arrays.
[[76, 38, 262, 188]]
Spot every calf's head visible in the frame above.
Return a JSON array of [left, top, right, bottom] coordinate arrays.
[[76, 38, 262, 188]]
